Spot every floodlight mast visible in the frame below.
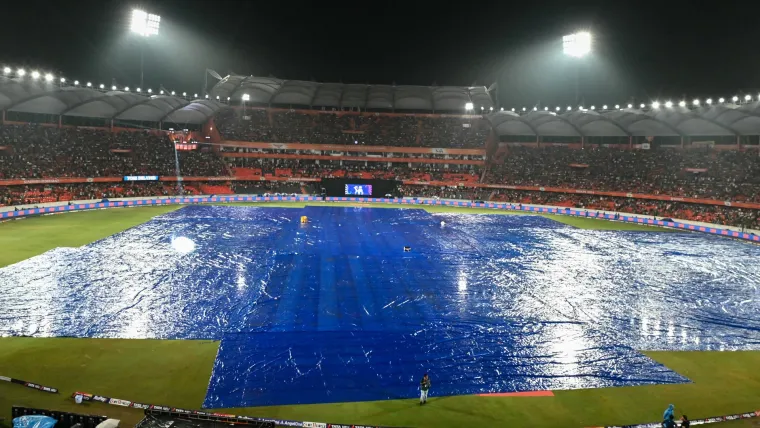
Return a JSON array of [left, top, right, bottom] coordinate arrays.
[[563, 32, 592, 106], [130, 9, 160, 89]]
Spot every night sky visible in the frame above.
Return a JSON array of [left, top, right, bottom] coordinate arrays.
[[2, 0, 757, 108]]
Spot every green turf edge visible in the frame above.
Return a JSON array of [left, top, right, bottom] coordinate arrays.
[[2, 339, 760, 428]]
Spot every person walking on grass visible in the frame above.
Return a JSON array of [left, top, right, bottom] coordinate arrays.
[[420, 373, 431, 405]]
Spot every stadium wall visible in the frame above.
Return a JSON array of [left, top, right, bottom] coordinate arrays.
[[0, 195, 757, 243]]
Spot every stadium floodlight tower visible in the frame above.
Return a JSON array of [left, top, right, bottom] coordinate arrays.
[[130, 9, 160, 89], [563, 32, 592, 105]]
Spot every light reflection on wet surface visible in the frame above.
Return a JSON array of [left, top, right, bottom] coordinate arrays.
[[2, 206, 759, 407]]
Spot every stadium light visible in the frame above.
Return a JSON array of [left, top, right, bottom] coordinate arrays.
[[17, 69, 26, 77], [640, 103, 645, 108], [566, 106, 572, 111], [464, 102, 473, 110], [499, 107, 503, 111], [615, 104, 620, 109], [480, 106, 484, 110], [2, 67, 10, 74], [544, 106, 549, 111], [194, 93, 198, 98], [136, 87, 141, 92], [590, 105, 595, 110], [732, 95, 738, 102], [489, 106, 493, 111], [216, 95, 220, 100], [74, 80, 79, 85], [182, 92, 187, 96], [692, 99, 700, 106], [555, 106, 560, 111], [678, 100, 686, 107], [510, 107, 515, 112], [131, 10, 160, 37], [745, 94, 752, 101], [706, 98, 712, 105], [227, 97, 230, 100], [160, 90, 164, 94], [578, 105, 583, 110], [563, 32, 591, 58], [533, 107, 537, 111], [522, 107, 526, 111], [125, 86, 130, 91], [60, 77, 65, 83], [602, 105, 608, 110], [205, 94, 209, 99], [627, 104, 632, 108], [652, 101, 660, 109], [718, 97, 725, 103], [148, 88, 152, 93], [665, 101, 673, 108], [44, 73, 53, 82], [31, 71, 40, 79], [171, 91, 176, 95]]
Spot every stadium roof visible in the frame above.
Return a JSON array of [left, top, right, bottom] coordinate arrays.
[[487, 104, 760, 137], [209, 75, 494, 111], [0, 77, 225, 124]]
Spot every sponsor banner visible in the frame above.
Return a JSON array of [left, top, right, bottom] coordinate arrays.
[[0, 177, 121, 186], [684, 168, 708, 173], [592, 408, 760, 427], [219, 152, 484, 165], [70, 391, 401, 428], [569, 163, 590, 168], [123, 175, 159, 181], [219, 140, 484, 156], [0, 375, 58, 393]]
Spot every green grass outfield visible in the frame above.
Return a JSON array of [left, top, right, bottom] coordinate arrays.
[[1, 202, 756, 428]]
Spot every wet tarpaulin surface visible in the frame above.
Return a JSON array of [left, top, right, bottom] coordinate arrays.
[[2, 206, 760, 407]]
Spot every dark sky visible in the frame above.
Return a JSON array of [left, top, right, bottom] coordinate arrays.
[[2, 0, 758, 108]]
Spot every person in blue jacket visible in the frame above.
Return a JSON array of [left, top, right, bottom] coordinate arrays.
[[663, 404, 675, 422]]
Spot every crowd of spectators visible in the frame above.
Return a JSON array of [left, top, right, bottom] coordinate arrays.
[[486, 145, 760, 202], [215, 109, 490, 148], [0, 125, 227, 179]]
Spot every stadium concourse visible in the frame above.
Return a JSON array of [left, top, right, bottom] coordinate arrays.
[[0, 75, 760, 230]]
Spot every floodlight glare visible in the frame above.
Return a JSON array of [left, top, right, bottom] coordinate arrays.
[[182, 92, 187, 97], [567, 106, 572, 111], [74, 80, 79, 85], [2, 67, 10, 74], [602, 105, 608, 110], [480, 106, 484, 110], [136, 88, 141, 92], [489, 106, 493, 111], [732, 96, 739, 102], [124, 86, 129, 91], [131, 9, 160, 37], [718, 97, 725, 103], [194, 93, 198, 98], [640, 103, 645, 108], [44, 73, 53, 82], [511, 107, 515, 111], [627, 104, 632, 108], [665, 101, 673, 108], [533, 107, 537, 111], [692, 99, 700, 106], [160, 90, 164, 94], [652, 101, 660, 109], [500, 107, 503, 111], [99, 84, 104, 89], [678, 101, 686, 107], [706, 98, 712, 105], [216, 95, 220, 100], [205, 94, 209, 99], [17, 69, 26, 77], [148, 89, 152, 93], [111, 85, 117, 90], [590, 106, 595, 110], [241, 94, 250, 101], [615, 104, 620, 109], [745, 94, 752, 101], [544, 106, 549, 111], [171, 91, 176, 95], [522, 107, 526, 111], [563, 32, 592, 58], [464, 102, 473, 110], [31, 71, 40, 79], [556, 106, 561, 111], [60, 77, 65, 83]]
